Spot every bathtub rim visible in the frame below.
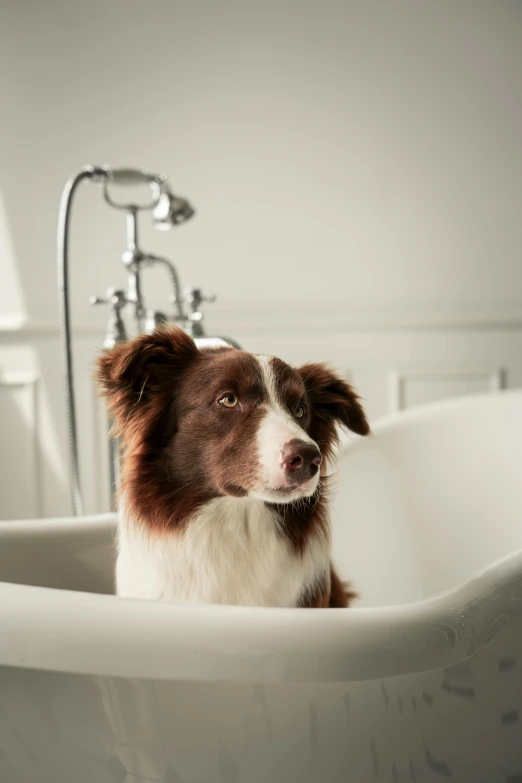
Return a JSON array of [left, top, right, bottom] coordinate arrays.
[[1, 539, 521, 683]]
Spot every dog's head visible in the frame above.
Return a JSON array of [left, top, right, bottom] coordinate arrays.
[[98, 327, 369, 508]]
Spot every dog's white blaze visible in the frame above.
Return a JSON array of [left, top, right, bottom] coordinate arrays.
[[117, 497, 330, 606], [252, 354, 319, 498]]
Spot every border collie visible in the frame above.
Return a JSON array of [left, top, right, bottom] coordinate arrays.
[[97, 326, 369, 607]]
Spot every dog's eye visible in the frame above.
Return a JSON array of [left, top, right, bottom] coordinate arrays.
[[219, 394, 238, 408], [295, 404, 306, 419]]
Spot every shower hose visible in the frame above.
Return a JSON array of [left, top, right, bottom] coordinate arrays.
[[57, 166, 105, 516]]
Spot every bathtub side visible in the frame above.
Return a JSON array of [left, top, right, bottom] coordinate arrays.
[[1, 609, 521, 783]]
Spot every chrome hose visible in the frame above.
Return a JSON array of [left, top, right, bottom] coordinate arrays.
[[57, 165, 106, 516]]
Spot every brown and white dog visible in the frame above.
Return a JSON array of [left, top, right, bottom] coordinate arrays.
[[97, 326, 369, 608]]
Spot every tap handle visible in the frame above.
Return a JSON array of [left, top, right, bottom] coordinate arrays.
[[89, 288, 128, 312], [185, 288, 216, 311], [90, 288, 129, 348], [184, 288, 216, 338]]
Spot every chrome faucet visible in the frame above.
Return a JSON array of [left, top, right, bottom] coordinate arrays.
[[90, 168, 205, 341], [57, 165, 241, 516]]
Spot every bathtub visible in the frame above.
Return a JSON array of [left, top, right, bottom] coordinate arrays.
[[1, 391, 521, 783]]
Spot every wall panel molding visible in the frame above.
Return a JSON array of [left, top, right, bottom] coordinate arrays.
[[2, 302, 522, 338], [388, 367, 507, 413], [0, 372, 43, 518]]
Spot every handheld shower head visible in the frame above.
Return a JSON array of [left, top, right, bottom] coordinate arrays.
[[102, 168, 165, 211], [153, 188, 195, 229]]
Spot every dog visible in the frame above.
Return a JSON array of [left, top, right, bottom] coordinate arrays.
[[97, 326, 369, 607]]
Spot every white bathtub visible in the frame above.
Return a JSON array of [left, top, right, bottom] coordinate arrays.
[[1, 391, 521, 783]]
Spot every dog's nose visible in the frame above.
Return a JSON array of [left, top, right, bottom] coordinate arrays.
[[281, 439, 322, 482]]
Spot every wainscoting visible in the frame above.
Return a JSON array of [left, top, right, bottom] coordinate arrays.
[[1, 302, 521, 520]]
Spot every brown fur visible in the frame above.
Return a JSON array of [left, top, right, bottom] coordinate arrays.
[[299, 565, 358, 608]]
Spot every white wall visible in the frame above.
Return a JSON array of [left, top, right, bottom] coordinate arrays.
[[1, 0, 522, 518], [1, 0, 522, 328]]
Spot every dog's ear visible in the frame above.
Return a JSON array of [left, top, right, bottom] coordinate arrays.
[[297, 363, 369, 456], [97, 326, 199, 436]]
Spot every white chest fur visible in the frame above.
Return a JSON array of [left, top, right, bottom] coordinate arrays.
[[116, 497, 330, 607]]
